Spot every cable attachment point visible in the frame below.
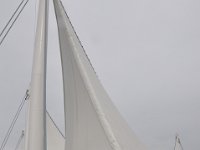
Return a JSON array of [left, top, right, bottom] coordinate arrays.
[[25, 89, 30, 100], [21, 130, 25, 137]]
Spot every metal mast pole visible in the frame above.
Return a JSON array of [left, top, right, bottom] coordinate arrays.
[[25, 0, 48, 150]]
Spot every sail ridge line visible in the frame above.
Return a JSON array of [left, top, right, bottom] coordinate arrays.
[[59, 0, 97, 75]]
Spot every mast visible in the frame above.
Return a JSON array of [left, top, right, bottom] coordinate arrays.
[[25, 0, 49, 150]]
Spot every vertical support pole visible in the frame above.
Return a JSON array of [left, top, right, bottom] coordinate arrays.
[[25, 0, 49, 150]]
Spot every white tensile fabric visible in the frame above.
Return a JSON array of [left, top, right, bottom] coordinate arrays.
[[25, 0, 49, 150], [53, 0, 146, 150], [46, 112, 65, 150]]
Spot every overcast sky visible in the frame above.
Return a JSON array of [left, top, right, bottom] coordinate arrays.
[[0, 0, 199, 150]]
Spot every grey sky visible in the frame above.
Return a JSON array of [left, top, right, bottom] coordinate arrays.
[[0, 0, 199, 150]]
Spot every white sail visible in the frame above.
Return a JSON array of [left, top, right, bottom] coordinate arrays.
[[24, 0, 49, 150], [53, 0, 146, 150]]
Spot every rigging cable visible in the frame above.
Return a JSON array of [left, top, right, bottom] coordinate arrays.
[[0, 90, 29, 150], [0, 0, 29, 46], [0, 0, 25, 38], [14, 130, 24, 150]]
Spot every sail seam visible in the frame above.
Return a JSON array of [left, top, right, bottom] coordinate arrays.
[[59, 1, 97, 75]]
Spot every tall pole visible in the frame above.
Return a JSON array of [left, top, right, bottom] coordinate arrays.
[[25, 0, 48, 150]]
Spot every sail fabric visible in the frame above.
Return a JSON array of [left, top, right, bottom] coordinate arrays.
[[25, 0, 49, 150], [46, 112, 65, 150], [53, 0, 146, 150]]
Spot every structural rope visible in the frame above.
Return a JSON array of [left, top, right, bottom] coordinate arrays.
[[14, 130, 25, 150], [0, 0, 25, 38], [0, 90, 29, 150], [0, 0, 29, 46]]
